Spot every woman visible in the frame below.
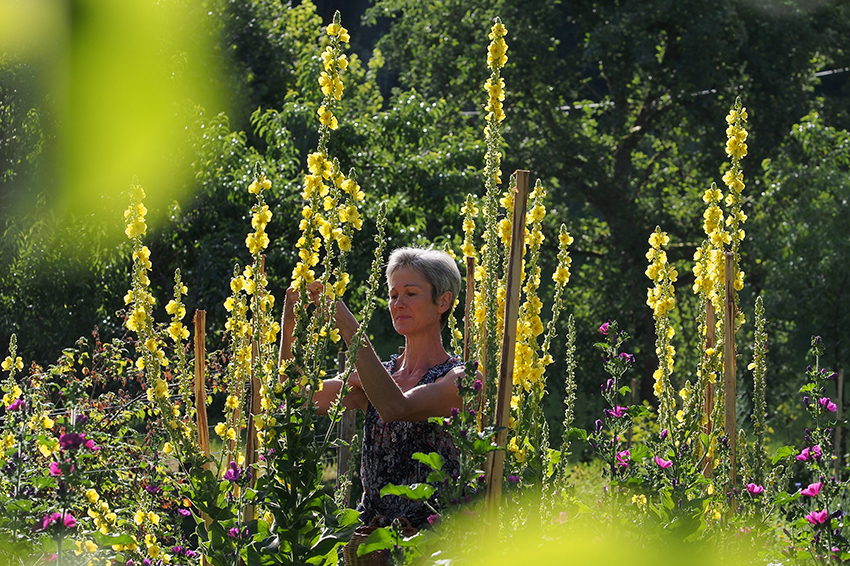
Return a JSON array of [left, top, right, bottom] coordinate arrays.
[[280, 247, 466, 528]]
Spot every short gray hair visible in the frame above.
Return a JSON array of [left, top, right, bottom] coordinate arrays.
[[386, 247, 461, 328]]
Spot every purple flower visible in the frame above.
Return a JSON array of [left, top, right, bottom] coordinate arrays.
[[812, 445, 823, 460], [473, 380, 482, 393], [48, 462, 63, 477], [142, 559, 151, 566], [450, 407, 460, 418], [7, 398, 24, 411], [820, 397, 838, 413], [599, 322, 610, 335], [660, 429, 669, 441], [507, 475, 520, 483], [223, 461, 242, 482], [228, 527, 239, 539], [801, 482, 823, 497], [144, 484, 162, 495], [616, 450, 630, 468], [125, 561, 135, 566], [746, 483, 764, 495], [602, 378, 614, 392], [618, 352, 635, 363], [805, 509, 829, 525], [654, 456, 672, 469], [178, 508, 191, 517], [427, 514, 440, 526], [796, 447, 810, 461], [594, 419, 604, 434], [58, 433, 87, 451], [604, 406, 628, 418]]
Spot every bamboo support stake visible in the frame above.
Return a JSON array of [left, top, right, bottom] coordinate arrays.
[[702, 300, 716, 477], [337, 350, 356, 507], [485, 170, 530, 518], [836, 368, 845, 479], [723, 251, 737, 488]]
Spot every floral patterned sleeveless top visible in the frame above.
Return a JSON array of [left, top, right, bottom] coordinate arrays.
[[356, 355, 462, 529]]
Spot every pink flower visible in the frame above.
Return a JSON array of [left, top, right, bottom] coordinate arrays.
[[796, 447, 810, 461], [820, 397, 838, 413], [805, 509, 829, 525], [40, 512, 76, 531], [599, 322, 610, 335], [616, 449, 630, 468], [7, 398, 24, 411], [746, 483, 764, 495], [801, 482, 823, 497], [654, 456, 673, 469], [812, 445, 823, 460], [48, 462, 62, 477]]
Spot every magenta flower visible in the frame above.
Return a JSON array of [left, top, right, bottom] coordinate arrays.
[[746, 483, 764, 495], [605, 406, 628, 418], [40, 512, 76, 531], [427, 514, 440, 526], [801, 482, 823, 497], [812, 445, 823, 460], [618, 352, 635, 363], [805, 509, 829, 525], [599, 322, 610, 335], [48, 462, 62, 477], [819, 397, 838, 413], [7, 398, 24, 411], [796, 447, 810, 461], [177, 508, 191, 517], [616, 449, 630, 468], [58, 433, 87, 451], [654, 456, 673, 469]]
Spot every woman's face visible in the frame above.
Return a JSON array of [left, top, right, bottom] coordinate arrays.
[[387, 266, 450, 337]]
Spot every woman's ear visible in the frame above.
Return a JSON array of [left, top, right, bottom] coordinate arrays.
[[437, 291, 452, 314]]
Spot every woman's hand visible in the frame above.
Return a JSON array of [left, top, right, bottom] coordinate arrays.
[[279, 282, 324, 363]]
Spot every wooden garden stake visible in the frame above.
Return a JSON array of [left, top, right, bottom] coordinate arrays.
[[193, 310, 210, 467], [485, 170, 530, 518], [836, 368, 845, 480], [702, 299, 716, 477], [337, 350, 356, 507], [723, 251, 737, 488], [193, 310, 213, 550]]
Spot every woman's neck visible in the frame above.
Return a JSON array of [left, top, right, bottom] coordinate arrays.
[[397, 332, 449, 375]]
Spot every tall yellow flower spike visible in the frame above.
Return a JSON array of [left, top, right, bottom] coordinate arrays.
[[646, 226, 678, 431]]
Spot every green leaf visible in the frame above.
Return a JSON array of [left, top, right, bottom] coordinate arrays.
[[380, 482, 436, 501], [411, 451, 444, 471], [5, 499, 33, 513], [565, 427, 588, 442], [357, 527, 395, 556], [472, 438, 501, 453], [618, 386, 631, 396], [92, 532, 137, 547], [771, 445, 796, 464]]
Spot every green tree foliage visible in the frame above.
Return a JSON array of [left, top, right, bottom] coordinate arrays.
[[751, 110, 850, 425], [365, 0, 850, 425]]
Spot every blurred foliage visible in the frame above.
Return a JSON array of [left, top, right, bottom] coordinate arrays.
[[1, 0, 849, 443]]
